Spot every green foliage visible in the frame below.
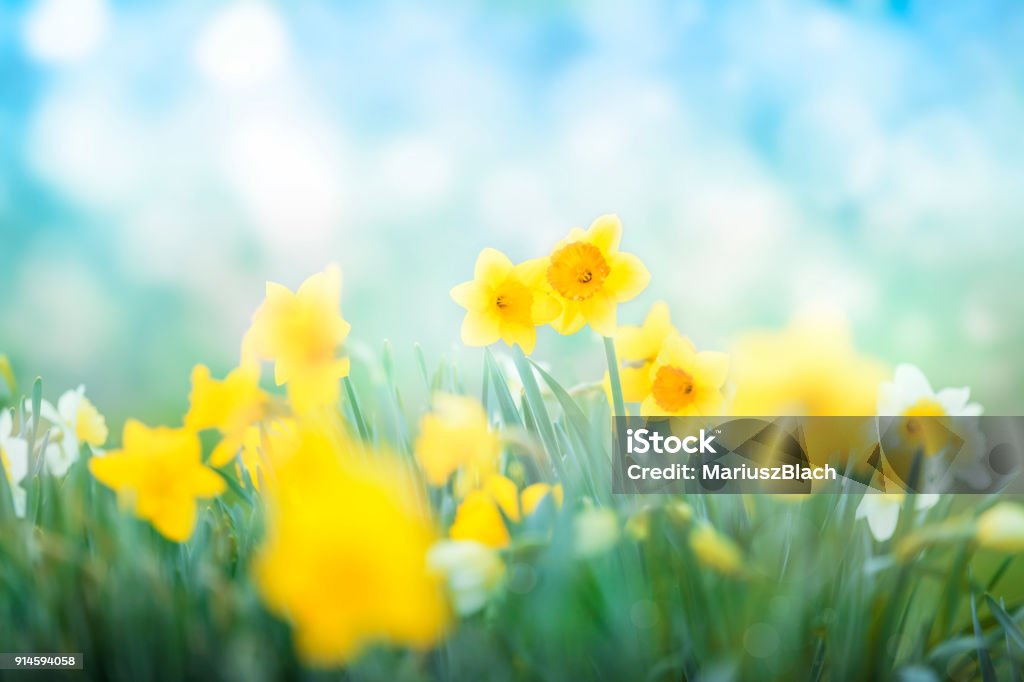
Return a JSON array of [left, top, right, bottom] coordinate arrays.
[[1, 357, 1023, 681]]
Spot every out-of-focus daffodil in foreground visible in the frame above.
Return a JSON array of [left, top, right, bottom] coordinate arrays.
[[414, 393, 501, 489], [89, 421, 225, 542], [253, 421, 448, 665]]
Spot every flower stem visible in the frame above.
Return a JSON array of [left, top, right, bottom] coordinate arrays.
[[603, 336, 626, 417]]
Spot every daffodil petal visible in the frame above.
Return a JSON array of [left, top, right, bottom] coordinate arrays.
[[619, 363, 655, 403], [151, 499, 198, 543], [581, 292, 617, 337], [694, 351, 730, 388], [474, 248, 514, 285], [586, 214, 622, 253], [530, 292, 561, 326], [461, 311, 502, 347], [450, 280, 488, 311], [500, 321, 536, 355], [605, 251, 650, 302]]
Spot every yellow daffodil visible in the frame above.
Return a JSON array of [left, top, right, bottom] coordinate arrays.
[[611, 301, 678, 402], [731, 313, 886, 417], [730, 314, 887, 468], [243, 264, 351, 414], [236, 418, 301, 490], [545, 214, 650, 337], [689, 525, 742, 576], [414, 394, 501, 488], [450, 248, 561, 354], [89, 421, 226, 542], [185, 364, 269, 466], [449, 474, 563, 549], [640, 334, 728, 417], [253, 421, 448, 666], [976, 503, 1024, 552]]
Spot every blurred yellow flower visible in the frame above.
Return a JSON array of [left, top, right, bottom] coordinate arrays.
[[521, 481, 562, 514], [731, 314, 885, 417], [185, 364, 269, 466], [89, 421, 225, 542], [450, 248, 561, 354], [0, 354, 14, 395], [689, 524, 742, 576], [243, 264, 351, 414], [414, 394, 501, 488], [640, 335, 729, 417], [254, 422, 448, 665], [976, 503, 1024, 552], [730, 314, 886, 467], [665, 501, 694, 528], [237, 418, 301, 490], [611, 301, 677, 402], [545, 214, 650, 337], [449, 474, 562, 549]]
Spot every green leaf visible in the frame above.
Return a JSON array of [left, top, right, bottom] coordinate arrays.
[[985, 594, 1024, 651], [972, 588, 998, 682]]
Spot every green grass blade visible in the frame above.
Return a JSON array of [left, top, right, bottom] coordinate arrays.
[[985, 594, 1024, 651], [972, 588, 998, 682]]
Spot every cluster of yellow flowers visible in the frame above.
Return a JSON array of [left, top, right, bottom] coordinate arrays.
[[87, 264, 451, 663], [5, 211, 1019, 669], [451, 214, 734, 418]]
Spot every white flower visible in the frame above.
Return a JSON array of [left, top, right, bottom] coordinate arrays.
[[855, 493, 938, 541], [877, 364, 989, 490], [878, 364, 982, 417], [0, 409, 29, 517], [39, 385, 108, 476], [427, 540, 505, 616]]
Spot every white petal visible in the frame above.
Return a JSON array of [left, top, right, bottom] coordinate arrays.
[[3, 437, 29, 483], [866, 503, 901, 541], [0, 409, 12, 440], [44, 442, 75, 477], [11, 485, 26, 518], [56, 387, 84, 424], [915, 493, 939, 510], [960, 402, 984, 417], [894, 364, 933, 397], [39, 399, 63, 426], [936, 387, 971, 415], [856, 495, 902, 541]]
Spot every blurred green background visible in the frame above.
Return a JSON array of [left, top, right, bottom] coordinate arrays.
[[1, 0, 1022, 429]]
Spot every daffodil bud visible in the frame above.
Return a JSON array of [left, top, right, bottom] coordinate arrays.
[[976, 503, 1024, 552], [689, 524, 742, 576], [573, 507, 620, 558]]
